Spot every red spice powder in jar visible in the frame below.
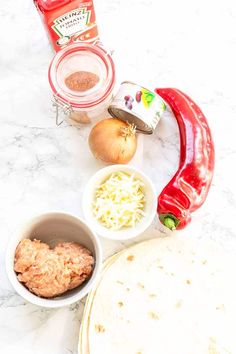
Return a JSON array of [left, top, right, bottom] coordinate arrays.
[[33, 0, 99, 52], [65, 71, 99, 92], [48, 43, 116, 124]]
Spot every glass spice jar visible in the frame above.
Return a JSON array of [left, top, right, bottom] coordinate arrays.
[[48, 42, 116, 125]]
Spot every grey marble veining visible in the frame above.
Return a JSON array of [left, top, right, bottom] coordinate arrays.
[[0, 0, 236, 353]]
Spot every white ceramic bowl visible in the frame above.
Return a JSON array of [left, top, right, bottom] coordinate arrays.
[[5, 212, 102, 308], [82, 165, 157, 240]]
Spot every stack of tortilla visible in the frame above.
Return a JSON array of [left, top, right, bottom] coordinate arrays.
[[79, 235, 236, 354]]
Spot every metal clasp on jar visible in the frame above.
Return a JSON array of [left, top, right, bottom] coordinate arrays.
[[52, 94, 74, 126], [52, 94, 92, 126], [92, 39, 114, 57]]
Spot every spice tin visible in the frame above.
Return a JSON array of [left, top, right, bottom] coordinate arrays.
[[108, 81, 167, 134]]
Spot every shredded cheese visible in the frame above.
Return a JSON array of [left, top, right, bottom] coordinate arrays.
[[93, 172, 145, 230]]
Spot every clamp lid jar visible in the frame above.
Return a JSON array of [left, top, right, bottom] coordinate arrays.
[[48, 42, 115, 124]]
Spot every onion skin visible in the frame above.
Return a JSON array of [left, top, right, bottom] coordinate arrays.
[[89, 118, 137, 164]]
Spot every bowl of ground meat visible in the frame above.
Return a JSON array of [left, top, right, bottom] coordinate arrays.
[[5, 212, 102, 308]]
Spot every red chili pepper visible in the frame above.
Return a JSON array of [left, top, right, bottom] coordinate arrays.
[[154, 88, 215, 230]]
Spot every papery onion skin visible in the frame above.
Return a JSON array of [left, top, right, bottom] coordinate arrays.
[[89, 118, 137, 164]]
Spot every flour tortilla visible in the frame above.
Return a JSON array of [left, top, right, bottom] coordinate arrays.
[[79, 236, 236, 354], [79, 252, 125, 354]]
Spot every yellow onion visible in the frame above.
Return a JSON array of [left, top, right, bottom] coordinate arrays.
[[89, 118, 137, 164]]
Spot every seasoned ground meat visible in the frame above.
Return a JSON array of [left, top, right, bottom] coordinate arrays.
[[54, 242, 94, 290], [14, 239, 49, 273], [14, 239, 94, 298]]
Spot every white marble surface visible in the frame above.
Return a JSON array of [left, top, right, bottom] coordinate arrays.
[[0, 0, 236, 353]]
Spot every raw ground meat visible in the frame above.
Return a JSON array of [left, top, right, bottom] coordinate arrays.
[[14, 239, 94, 298], [54, 242, 94, 290], [14, 239, 49, 273]]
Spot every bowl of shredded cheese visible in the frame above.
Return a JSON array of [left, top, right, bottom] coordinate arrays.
[[82, 165, 157, 240]]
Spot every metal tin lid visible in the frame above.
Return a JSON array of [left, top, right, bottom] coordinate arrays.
[[108, 81, 166, 134], [108, 105, 154, 134]]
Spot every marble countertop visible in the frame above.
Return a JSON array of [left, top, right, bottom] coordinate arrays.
[[1, 0, 236, 353]]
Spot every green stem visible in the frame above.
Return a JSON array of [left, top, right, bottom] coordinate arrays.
[[159, 213, 180, 231], [163, 217, 176, 230]]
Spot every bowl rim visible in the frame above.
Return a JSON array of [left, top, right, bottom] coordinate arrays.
[[5, 211, 102, 308], [82, 164, 157, 240]]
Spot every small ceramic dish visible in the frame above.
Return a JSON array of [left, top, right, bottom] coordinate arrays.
[[5, 212, 102, 308], [82, 165, 157, 240]]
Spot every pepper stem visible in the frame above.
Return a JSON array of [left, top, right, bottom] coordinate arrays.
[[159, 213, 180, 231], [163, 217, 176, 230]]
